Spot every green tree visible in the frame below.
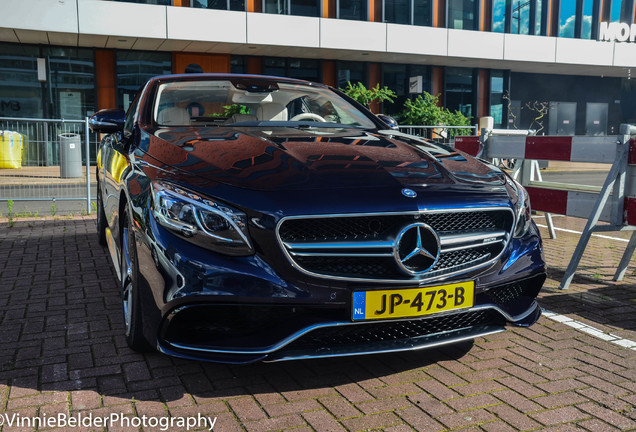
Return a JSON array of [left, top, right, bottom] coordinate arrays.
[[340, 82, 396, 108], [399, 92, 472, 137], [223, 104, 250, 116]]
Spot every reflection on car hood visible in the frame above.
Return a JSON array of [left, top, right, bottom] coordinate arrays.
[[141, 126, 505, 191]]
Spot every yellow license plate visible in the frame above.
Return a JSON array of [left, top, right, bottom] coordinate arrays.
[[352, 281, 475, 321]]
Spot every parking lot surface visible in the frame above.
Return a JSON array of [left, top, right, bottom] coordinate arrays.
[[0, 214, 634, 431]]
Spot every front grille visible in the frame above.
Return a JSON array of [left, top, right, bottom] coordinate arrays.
[[278, 211, 506, 243], [279, 309, 505, 351], [279, 215, 400, 242], [277, 209, 514, 282]]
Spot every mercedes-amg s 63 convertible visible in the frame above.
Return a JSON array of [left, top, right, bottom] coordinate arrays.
[[90, 74, 545, 364]]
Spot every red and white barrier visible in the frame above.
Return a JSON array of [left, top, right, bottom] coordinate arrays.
[[454, 124, 636, 289], [627, 138, 636, 226], [455, 132, 635, 225]]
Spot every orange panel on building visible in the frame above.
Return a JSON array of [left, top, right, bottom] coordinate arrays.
[[369, 0, 382, 22], [478, 69, 489, 119], [434, 0, 446, 27], [368, 63, 382, 113], [322, 61, 336, 87], [247, 57, 263, 75], [323, 0, 335, 17], [173, 53, 231, 74], [432, 67, 444, 105], [247, 0, 262, 12], [95, 49, 116, 110], [481, 0, 491, 31]]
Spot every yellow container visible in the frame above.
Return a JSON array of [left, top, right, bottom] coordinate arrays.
[[0, 131, 23, 169]]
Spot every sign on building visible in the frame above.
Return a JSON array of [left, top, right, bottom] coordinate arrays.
[[409, 76, 423, 94], [599, 22, 636, 42]]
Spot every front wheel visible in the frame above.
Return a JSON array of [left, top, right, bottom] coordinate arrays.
[[120, 207, 151, 352]]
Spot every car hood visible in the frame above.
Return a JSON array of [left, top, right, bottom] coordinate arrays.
[[141, 126, 504, 192]]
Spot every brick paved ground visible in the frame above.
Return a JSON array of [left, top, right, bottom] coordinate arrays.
[[0, 214, 634, 431]]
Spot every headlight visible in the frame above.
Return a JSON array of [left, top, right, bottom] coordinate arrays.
[[512, 180, 531, 238], [151, 181, 254, 256]]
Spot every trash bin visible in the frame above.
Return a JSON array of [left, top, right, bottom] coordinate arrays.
[[0, 131, 23, 169], [58, 133, 82, 178]]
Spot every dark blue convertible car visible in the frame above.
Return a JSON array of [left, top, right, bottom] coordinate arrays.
[[90, 74, 545, 364]]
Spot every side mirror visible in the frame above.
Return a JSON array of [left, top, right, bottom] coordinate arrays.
[[89, 109, 126, 133], [376, 114, 399, 130]]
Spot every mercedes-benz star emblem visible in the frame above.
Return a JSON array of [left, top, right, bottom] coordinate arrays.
[[401, 188, 417, 198], [394, 223, 440, 275]]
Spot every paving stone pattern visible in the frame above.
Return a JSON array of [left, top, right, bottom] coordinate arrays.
[[0, 215, 634, 431]]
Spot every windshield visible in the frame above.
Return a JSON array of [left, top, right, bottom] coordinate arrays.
[[153, 78, 377, 129]]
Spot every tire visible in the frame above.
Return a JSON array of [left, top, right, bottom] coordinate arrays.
[[120, 207, 151, 352], [96, 183, 107, 246]]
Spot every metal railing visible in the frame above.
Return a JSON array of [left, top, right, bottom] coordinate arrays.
[[0, 117, 98, 216], [396, 125, 478, 144], [0, 119, 477, 217]]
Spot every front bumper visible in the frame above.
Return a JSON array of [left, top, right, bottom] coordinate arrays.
[[139, 213, 546, 364], [156, 273, 545, 364]]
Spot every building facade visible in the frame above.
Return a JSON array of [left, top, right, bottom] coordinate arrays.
[[1, 0, 636, 134]]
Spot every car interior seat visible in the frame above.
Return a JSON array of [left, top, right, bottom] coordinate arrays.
[[157, 107, 191, 126], [256, 103, 288, 121]]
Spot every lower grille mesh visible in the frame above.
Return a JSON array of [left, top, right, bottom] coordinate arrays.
[[482, 274, 546, 308], [283, 309, 505, 351]]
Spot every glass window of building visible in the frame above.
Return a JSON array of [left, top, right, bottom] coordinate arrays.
[[559, 0, 576, 37], [489, 70, 508, 129], [288, 58, 321, 81], [263, 57, 286, 76], [116, 51, 172, 111], [534, 0, 542, 35], [512, 0, 531, 34], [492, 0, 505, 32], [44, 47, 96, 119], [263, 58, 321, 81], [413, 0, 433, 25], [110, 0, 171, 4], [582, 0, 593, 38], [611, 0, 623, 21], [0, 43, 42, 119], [612, 0, 634, 23], [384, 0, 411, 24], [337, 61, 367, 89], [193, 0, 245, 10], [493, 0, 541, 34], [0, 44, 97, 119], [263, 0, 320, 16], [445, 67, 475, 120], [558, 0, 596, 39], [382, 64, 430, 116], [447, 0, 478, 30], [339, 0, 367, 20], [383, 0, 432, 26], [231, 56, 247, 74]]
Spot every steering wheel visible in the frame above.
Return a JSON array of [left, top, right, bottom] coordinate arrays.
[[290, 113, 327, 122]]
